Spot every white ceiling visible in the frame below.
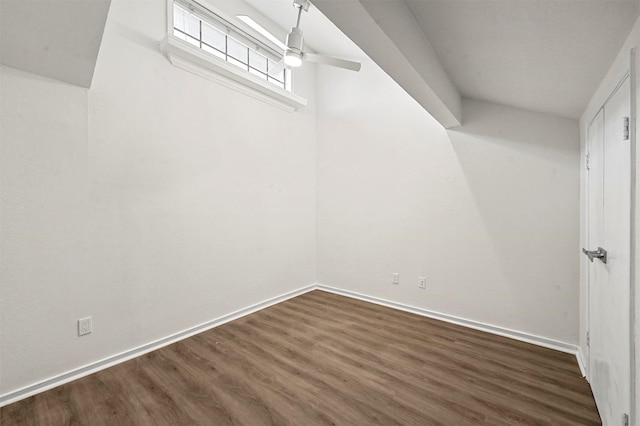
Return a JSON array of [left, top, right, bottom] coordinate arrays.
[[405, 0, 640, 119], [0, 0, 111, 88], [247, 0, 640, 121]]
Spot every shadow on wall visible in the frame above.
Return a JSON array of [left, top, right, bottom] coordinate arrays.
[[447, 99, 580, 331]]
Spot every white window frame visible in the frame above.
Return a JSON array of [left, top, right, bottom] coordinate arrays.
[[161, 0, 307, 112]]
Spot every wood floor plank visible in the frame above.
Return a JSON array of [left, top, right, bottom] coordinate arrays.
[[1, 290, 601, 425], [232, 312, 492, 420], [267, 297, 594, 411], [214, 324, 438, 425], [243, 304, 574, 425]]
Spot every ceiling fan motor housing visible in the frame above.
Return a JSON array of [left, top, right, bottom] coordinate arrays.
[[286, 27, 304, 53]]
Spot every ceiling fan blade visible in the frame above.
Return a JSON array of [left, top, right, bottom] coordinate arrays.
[[303, 53, 361, 72], [268, 58, 285, 78]]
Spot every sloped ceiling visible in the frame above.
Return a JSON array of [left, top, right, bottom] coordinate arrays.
[[256, 0, 640, 125], [405, 0, 640, 120], [0, 0, 111, 88]]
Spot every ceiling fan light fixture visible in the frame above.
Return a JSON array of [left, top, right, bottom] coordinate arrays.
[[284, 51, 303, 68]]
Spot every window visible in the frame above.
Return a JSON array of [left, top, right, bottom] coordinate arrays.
[[161, 0, 306, 110], [172, 2, 290, 91]]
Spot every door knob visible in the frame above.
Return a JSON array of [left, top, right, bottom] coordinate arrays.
[[582, 247, 607, 264]]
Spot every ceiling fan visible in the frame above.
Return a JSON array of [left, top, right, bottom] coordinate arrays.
[[238, 0, 361, 77]]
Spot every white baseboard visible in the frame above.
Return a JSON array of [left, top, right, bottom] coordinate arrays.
[[0, 284, 316, 408], [1, 282, 585, 407], [576, 346, 588, 378], [315, 284, 580, 356]]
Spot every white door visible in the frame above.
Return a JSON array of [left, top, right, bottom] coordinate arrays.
[[586, 75, 631, 426]]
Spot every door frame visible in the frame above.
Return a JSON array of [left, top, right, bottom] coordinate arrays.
[[630, 48, 637, 426], [581, 48, 636, 424]]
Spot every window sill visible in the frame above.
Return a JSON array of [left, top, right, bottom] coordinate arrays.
[[159, 35, 307, 112]]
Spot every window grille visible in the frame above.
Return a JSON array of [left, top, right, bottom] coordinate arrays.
[[172, 1, 290, 91]]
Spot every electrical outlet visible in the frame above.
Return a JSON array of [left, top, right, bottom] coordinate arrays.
[[78, 317, 92, 336], [419, 277, 426, 289], [392, 273, 399, 285]]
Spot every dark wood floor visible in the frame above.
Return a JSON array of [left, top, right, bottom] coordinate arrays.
[[1, 290, 600, 425]]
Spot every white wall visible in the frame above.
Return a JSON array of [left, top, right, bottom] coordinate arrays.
[[317, 60, 580, 344], [0, 0, 317, 396]]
